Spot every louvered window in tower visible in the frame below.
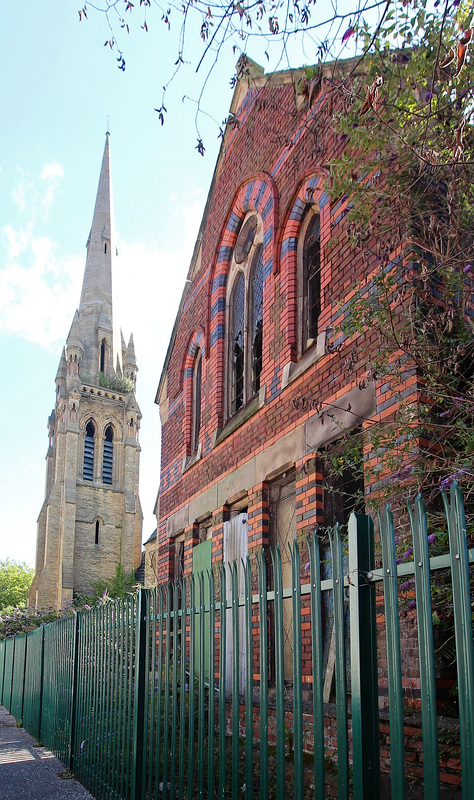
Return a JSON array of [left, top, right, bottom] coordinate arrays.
[[100, 338, 106, 373], [103, 425, 114, 485], [83, 420, 95, 481]]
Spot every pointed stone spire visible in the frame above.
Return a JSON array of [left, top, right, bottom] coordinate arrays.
[[56, 347, 67, 382], [124, 333, 138, 387], [125, 334, 137, 367], [71, 133, 122, 380], [79, 133, 114, 316], [66, 311, 84, 353]]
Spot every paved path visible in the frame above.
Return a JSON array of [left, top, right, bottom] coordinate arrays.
[[0, 706, 95, 800]]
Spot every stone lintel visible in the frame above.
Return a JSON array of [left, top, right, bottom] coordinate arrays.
[[305, 382, 376, 451]]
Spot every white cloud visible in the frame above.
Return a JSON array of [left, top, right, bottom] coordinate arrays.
[[41, 161, 64, 181], [3, 223, 32, 259], [12, 182, 28, 213], [40, 160, 64, 214], [0, 225, 82, 349]]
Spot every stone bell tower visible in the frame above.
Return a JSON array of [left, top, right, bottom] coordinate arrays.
[[29, 133, 143, 609]]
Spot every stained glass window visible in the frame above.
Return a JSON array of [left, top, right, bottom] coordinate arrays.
[[251, 245, 264, 395], [303, 214, 321, 344], [192, 349, 202, 453], [231, 272, 245, 414]]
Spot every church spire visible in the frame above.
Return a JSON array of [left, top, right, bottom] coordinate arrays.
[[73, 133, 121, 380], [79, 132, 114, 318]]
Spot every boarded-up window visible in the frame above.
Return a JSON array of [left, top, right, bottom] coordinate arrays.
[[269, 472, 296, 682], [223, 512, 248, 694], [321, 431, 364, 531]]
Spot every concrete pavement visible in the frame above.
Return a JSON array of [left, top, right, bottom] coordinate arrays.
[[0, 706, 95, 800]]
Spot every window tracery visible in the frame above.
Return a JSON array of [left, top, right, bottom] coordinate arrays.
[[227, 216, 265, 418]]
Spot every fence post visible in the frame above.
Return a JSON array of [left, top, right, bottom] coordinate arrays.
[[37, 626, 45, 745], [131, 588, 148, 800], [20, 635, 27, 722], [0, 640, 5, 705], [69, 613, 80, 772], [349, 512, 380, 799]]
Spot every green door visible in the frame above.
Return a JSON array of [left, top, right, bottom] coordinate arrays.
[[192, 539, 212, 682]]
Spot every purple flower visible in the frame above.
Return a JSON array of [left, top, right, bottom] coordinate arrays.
[[408, 600, 416, 609], [441, 468, 471, 488], [427, 533, 436, 545], [464, 264, 472, 273], [403, 546, 413, 560], [342, 26, 355, 43], [425, 92, 432, 103], [84, 604, 91, 610], [185, 682, 189, 692]]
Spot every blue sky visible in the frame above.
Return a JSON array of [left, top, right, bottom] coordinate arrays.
[[0, 1, 240, 565], [0, 0, 361, 566]]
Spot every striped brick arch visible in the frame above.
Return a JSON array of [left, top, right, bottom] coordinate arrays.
[[206, 174, 278, 424], [181, 328, 204, 456], [278, 171, 329, 355]]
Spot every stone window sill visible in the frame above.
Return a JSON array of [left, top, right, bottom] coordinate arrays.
[[182, 442, 202, 474], [281, 330, 328, 389], [213, 385, 266, 446]]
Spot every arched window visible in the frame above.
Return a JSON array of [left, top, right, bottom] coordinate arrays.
[[100, 338, 106, 373], [251, 244, 264, 395], [83, 420, 95, 481], [192, 348, 202, 454], [230, 272, 245, 415], [301, 212, 321, 349], [103, 425, 113, 484], [227, 215, 265, 418]]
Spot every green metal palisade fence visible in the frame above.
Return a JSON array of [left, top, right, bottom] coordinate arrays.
[[0, 483, 473, 799]]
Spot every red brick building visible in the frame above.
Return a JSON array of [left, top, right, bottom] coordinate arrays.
[[151, 57, 395, 590], [145, 60, 468, 789]]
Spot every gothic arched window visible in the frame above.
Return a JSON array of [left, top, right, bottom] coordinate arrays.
[[251, 244, 264, 395], [192, 348, 202, 454], [300, 211, 321, 351], [100, 338, 106, 373], [227, 215, 265, 418], [230, 272, 245, 415], [83, 420, 95, 481], [103, 425, 114, 484]]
